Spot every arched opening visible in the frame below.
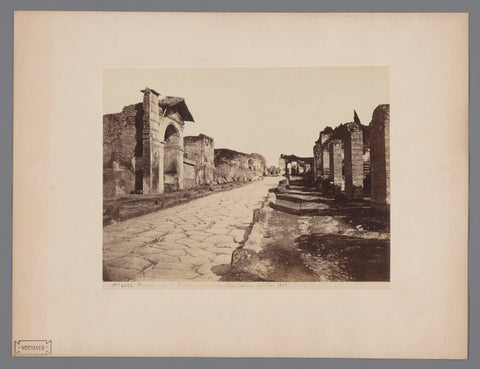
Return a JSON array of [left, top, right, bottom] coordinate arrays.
[[163, 124, 182, 191], [248, 158, 254, 171]]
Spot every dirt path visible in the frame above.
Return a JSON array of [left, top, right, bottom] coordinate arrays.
[[229, 181, 390, 282]]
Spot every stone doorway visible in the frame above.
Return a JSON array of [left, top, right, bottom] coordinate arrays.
[[163, 124, 182, 191]]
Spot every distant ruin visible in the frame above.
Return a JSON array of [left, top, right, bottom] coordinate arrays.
[[278, 155, 313, 176], [214, 149, 266, 184]]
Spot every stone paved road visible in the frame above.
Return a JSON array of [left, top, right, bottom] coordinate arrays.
[[103, 176, 280, 281]]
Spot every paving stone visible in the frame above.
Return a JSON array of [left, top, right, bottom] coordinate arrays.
[[103, 266, 141, 281], [143, 268, 198, 280], [162, 232, 187, 242], [206, 227, 232, 235], [107, 256, 152, 271], [177, 238, 200, 247], [103, 249, 130, 262], [179, 255, 209, 265], [149, 241, 185, 250], [103, 233, 127, 245], [143, 253, 179, 264], [186, 231, 211, 242], [186, 247, 216, 259], [163, 249, 187, 257], [211, 253, 233, 266], [203, 234, 235, 245], [231, 229, 247, 243], [143, 263, 198, 279], [195, 264, 214, 275], [138, 230, 168, 239], [103, 239, 146, 254]]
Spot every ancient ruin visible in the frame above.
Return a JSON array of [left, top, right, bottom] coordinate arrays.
[[103, 86, 390, 284], [278, 154, 313, 176], [369, 104, 390, 205], [312, 106, 389, 203], [103, 88, 268, 199], [214, 149, 266, 184], [183, 134, 215, 188], [103, 88, 195, 198]]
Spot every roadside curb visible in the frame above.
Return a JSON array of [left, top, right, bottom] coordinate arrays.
[[231, 190, 277, 280]]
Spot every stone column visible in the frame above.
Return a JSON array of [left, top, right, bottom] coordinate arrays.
[[321, 147, 330, 179], [176, 145, 185, 190], [140, 88, 160, 194], [329, 139, 343, 192], [141, 89, 152, 193], [158, 142, 164, 193], [319, 131, 331, 180], [369, 104, 390, 205], [344, 123, 364, 199]]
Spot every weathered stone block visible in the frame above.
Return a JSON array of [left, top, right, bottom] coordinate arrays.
[[369, 104, 390, 205]]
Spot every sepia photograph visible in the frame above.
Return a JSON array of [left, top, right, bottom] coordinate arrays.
[[102, 67, 390, 283]]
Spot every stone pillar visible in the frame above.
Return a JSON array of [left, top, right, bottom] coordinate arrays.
[[369, 104, 390, 205], [320, 131, 331, 180], [344, 123, 364, 199], [140, 88, 160, 194], [158, 142, 164, 193], [329, 139, 343, 192], [176, 145, 185, 190], [141, 89, 152, 193], [321, 147, 330, 179]]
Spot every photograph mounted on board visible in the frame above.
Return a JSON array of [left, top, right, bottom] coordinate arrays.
[[102, 67, 390, 283]]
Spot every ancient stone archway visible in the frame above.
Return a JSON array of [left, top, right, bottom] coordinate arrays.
[[163, 124, 183, 191], [248, 158, 254, 170]]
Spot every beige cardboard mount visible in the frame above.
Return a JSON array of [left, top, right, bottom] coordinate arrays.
[[13, 12, 468, 358]]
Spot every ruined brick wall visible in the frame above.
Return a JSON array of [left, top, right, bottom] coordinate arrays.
[[182, 160, 196, 189], [214, 149, 265, 183], [344, 122, 364, 199], [184, 134, 215, 185], [278, 157, 286, 175], [313, 142, 322, 181], [329, 139, 344, 191], [249, 153, 267, 176], [103, 103, 143, 198], [321, 148, 330, 177], [369, 104, 390, 205], [319, 130, 332, 178]]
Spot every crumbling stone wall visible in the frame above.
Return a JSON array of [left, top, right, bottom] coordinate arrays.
[[369, 104, 390, 205], [313, 142, 322, 181], [313, 128, 333, 189], [249, 153, 267, 176], [279, 154, 313, 177], [328, 139, 344, 191], [182, 159, 197, 189], [214, 149, 266, 184], [103, 103, 143, 198], [278, 157, 286, 175], [184, 134, 215, 185], [344, 121, 364, 199]]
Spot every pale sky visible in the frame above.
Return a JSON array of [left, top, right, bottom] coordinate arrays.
[[104, 67, 389, 166]]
